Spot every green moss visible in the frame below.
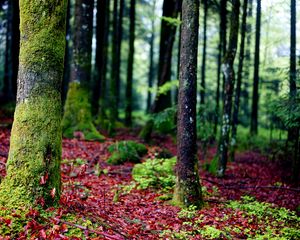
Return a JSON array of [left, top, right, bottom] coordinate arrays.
[[107, 141, 147, 165], [132, 157, 176, 190], [0, 93, 62, 208], [62, 82, 105, 141], [19, 0, 67, 73]]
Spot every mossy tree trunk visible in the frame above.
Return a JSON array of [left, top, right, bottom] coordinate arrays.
[[173, 0, 203, 209], [250, 0, 261, 135], [125, 0, 136, 127], [230, 0, 248, 162], [214, 0, 227, 134], [0, 0, 67, 208], [93, 0, 110, 118], [62, 0, 104, 141], [217, 0, 240, 177], [200, 0, 207, 105]]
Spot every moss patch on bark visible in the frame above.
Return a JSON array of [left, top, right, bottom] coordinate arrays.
[[0, 94, 62, 208], [62, 82, 105, 141]]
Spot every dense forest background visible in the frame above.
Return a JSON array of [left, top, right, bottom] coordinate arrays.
[[0, 0, 299, 238]]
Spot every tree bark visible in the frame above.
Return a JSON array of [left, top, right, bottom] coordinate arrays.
[[146, 1, 156, 113], [151, 0, 181, 113], [230, 0, 248, 162], [214, 0, 227, 134], [94, 0, 110, 118], [250, 0, 261, 135], [3, 0, 19, 102], [217, 0, 240, 177], [200, 0, 208, 105], [62, 0, 104, 141], [173, 0, 203, 209], [125, 0, 136, 127], [0, 0, 67, 208]]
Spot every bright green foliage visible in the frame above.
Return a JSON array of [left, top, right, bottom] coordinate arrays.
[[132, 157, 176, 190], [62, 82, 105, 141], [0, 95, 62, 208], [107, 140, 148, 165]]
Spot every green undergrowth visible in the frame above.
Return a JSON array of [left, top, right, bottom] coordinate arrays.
[[161, 195, 300, 239], [107, 140, 148, 165], [132, 157, 176, 190]]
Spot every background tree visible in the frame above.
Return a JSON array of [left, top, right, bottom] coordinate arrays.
[[173, 0, 203, 209], [250, 0, 261, 135], [200, 0, 208, 105], [230, 0, 248, 162], [62, 0, 104, 141], [0, 0, 67, 207], [125, 0, 136, 127], [217, 0, 240, 177], [94, 0, 110, 118]]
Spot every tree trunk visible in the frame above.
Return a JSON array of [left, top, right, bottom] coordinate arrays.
[[230, 0, 248, 162], [289, 0, 298, 184], [173, 0, 203, 209], [217, 0, 240, 177], [3, 0, 19, 102], [139, 0, 181, 141], [146, 1, 156, 113], [250, 0, 261, 135], [62, 0, 71, 103], [62, 0, 104, 141], [241, 0, 253, 125], [151, 0, 181, 113], [125, 0, 136, 127], [200, 0, 208, 105], [94, 0, 110, 118], [214, 0, 227, 134], [0, 0, 67, 208]]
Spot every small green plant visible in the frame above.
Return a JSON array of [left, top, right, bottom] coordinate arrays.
[[177, 205, 198, 219], [107, 141, 147, 165], [153, 106, 177, 134], [132, 157, 176, 190]]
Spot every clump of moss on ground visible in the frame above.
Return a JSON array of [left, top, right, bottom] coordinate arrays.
[[62, 82, 105, 141], [132, 157, 176, 190], [107, 141, 147, 165]]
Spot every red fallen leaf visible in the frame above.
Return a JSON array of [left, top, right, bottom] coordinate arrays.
[[39, 229, 47, 239], [26, 208, 40, 218], [40, 172, 49, 185]]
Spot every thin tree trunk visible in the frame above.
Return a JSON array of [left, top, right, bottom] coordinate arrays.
[[250, 0, 261, 135], [146, 1, 156, 113], [125, 0, 136, 126], [3, 0, 19, 102], [62, 0, 104, 141], [230, 0, 248, 162], [200, 0, 208, 105], [217, 0, 240, 177], [151, 0, 181, 113], [0, 0, 67, 208], [94, 0, 110, 118], [241, 0, 253, 125], [214, 0, 227, 134], [62, 0, 71, 102], [173, 0, 203, 209]]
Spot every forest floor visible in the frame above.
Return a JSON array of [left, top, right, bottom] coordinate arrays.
[[0, 118, 299, 239]]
